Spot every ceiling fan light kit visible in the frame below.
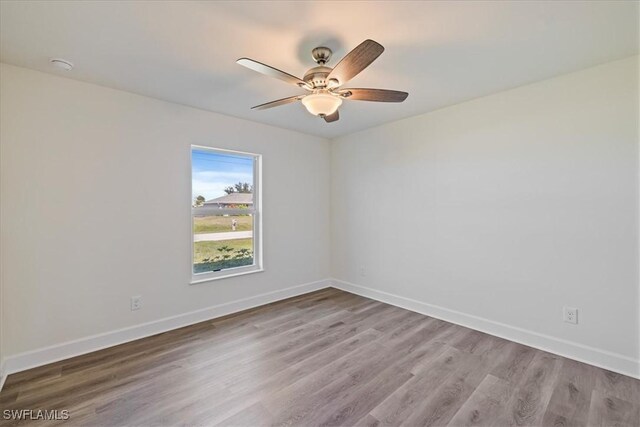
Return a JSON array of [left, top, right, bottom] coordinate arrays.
[[301, 91, 342, 116], [237, 39, 408, 123]]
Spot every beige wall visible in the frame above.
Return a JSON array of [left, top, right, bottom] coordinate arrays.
[[331, 56, 639, 375], [0, 64, 331, 358]]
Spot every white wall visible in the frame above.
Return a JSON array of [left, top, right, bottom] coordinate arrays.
[[331, 56, 639, 376], [0, 64, 330, 360], [1, 56, 639, 379]]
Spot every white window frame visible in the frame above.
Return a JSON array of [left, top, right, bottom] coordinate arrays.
[[190, 145, 263, 284]]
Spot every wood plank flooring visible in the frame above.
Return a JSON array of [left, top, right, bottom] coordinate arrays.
[[1, 288, 638, 426]]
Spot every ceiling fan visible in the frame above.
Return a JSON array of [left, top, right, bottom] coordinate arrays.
[[237, 39, 408, 123]]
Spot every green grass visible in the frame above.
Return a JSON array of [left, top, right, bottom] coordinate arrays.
[[193, 238, 253, 273], [193, 215, 253, 234]]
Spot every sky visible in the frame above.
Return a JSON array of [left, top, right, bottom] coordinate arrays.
[[192, 149, 253, 201]]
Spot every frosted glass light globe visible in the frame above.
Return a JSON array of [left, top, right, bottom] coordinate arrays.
[[301, 92, 342, 116]]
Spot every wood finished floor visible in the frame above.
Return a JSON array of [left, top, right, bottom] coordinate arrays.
[[1, 288, 639, 427]]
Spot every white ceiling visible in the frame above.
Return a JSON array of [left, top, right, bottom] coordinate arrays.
[[1, 1, 638, 139]]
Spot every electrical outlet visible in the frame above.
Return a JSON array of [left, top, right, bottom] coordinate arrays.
[[359, 266, 366, 277], [131, 296, 142, 311], [563, 306, 578, 324]]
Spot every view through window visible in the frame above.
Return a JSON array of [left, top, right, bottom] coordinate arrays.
[[191, 146, 260, 279]]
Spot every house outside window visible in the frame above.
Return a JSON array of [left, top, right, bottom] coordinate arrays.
[[191, 146, 262, 283]]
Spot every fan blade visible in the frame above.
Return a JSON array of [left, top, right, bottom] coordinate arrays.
[[324, 110, 339, 123], [340, 88, 408, 102], [237, 58, 309, 88], [327, 40, 384, 87], [251, 95, 304, 110]]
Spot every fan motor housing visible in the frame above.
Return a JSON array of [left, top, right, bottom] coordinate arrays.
[[303, 66, 332, 89]]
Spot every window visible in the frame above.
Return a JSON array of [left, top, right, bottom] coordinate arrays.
[[191, 146, 261, 283]]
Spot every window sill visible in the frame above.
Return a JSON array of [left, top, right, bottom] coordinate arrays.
[[190, 266, 264, 285]]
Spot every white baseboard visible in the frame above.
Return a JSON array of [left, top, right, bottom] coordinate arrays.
[[331, 278, 640, 380], [0, 278, 332, 389]]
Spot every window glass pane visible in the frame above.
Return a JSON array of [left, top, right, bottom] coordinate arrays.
[[192, 148, 255, 274]]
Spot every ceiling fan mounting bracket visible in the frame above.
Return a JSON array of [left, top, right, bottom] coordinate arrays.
[[311, 47, 332, 65]]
